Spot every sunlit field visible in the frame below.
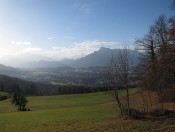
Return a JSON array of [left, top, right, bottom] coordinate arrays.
[[0, 89, 139, 132], [0, 88, 174, 131]]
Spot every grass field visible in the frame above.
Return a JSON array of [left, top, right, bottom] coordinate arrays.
[[0, 88, 174, 132]]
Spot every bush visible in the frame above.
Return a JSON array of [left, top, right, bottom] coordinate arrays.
[[0, 96, 7, 101]]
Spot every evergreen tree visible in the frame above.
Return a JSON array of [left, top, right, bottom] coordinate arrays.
[[11, 93, 28, 111]]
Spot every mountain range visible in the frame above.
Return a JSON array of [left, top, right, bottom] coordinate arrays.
[[73, 47, 140, 67], [0, 47, 141, 94], [0, 53, 53, 68], [0, 47, 141, 68]]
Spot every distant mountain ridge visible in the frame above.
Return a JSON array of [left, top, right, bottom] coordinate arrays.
[[72, 47, 112, 67], [0, 64, 22, 77], [0, 47, 141, 68], [72, 47, 141, 67], [0, 53, 53, 67]]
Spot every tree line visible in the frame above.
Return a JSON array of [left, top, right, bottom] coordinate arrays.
[[107, 4, 175, 117], [135, 14, 175, 114]]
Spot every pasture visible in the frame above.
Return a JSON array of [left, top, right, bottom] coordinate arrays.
[[0, 89, 174, 131]]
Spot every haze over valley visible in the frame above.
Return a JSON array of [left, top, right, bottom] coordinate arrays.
[[0, 47, 140, 90], [0, 0, 174, 131]]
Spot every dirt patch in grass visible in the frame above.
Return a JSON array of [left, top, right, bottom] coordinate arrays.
[[107, 90, 175, 131], [82, 117, 175, 132], [129, 90, 175, 112]]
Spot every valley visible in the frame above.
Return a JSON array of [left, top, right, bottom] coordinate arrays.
[[0, 48, 140, 89], [0, 1, 174, 131]]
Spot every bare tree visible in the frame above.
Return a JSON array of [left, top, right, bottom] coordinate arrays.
[[135, 15, 175, 113], [107, 46, 133, 116], [135, 25, 157, 70]]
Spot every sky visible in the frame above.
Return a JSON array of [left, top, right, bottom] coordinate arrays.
[[0, 0, 174, 60]]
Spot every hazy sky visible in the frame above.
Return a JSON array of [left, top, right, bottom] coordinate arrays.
[[0, 0, 174, 60]]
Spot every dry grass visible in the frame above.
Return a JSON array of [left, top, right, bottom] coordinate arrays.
[[129, 90, 175, 112]]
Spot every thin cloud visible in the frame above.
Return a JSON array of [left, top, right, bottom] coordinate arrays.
[[0, 49, 9, 57], [50, 40, 119, 59], [11, 41, 31, 45], [64, 36, 75, 40], [0, 49, 8, 52], [48, 37, 54, 40], [0, 40, 122, 60], [73, 1, 92, 15], [23, 47, 43, 53]]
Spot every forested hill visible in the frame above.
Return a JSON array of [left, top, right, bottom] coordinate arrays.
[[0, 64, 22, 77], [0, 74, 58, 96]]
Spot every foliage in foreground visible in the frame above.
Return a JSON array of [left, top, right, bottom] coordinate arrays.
[[11, 93, 28, 111]]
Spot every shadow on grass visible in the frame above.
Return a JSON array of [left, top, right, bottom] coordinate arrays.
[[125, 108, 175, 121]]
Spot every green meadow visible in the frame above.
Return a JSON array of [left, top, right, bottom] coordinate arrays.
[[0, 91, 115, 131], [0, 88, 174, 132]]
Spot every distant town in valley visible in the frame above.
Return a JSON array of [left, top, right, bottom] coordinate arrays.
[[0, 0, 174, 131]]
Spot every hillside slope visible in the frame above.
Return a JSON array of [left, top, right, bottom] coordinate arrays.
[[73, 47, 141, 67], [0, 74, 58, 95], [0, 89, 174, 132]]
